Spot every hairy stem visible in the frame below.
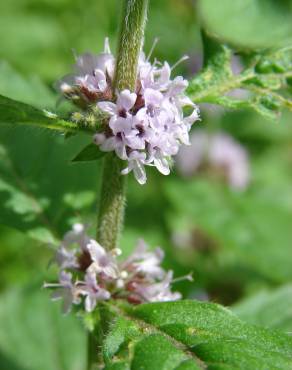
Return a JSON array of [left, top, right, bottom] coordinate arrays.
[[96, 0, 148, 250], [114, 0, 149, 92], [88, 1, 149, 368], [96, 153, 127, 250]]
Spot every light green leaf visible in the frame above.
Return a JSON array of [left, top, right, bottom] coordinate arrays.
[[0, 288, 86, 370], [72, 143, 106, 163], [0, 61, 56, 109], [165, 175, 292, 286], [198, 0, 292, 48], [232, 284, 292, 332], [188, 37, 292, 120], [100, 300, 292, 369], [63, 191, 96, 211]]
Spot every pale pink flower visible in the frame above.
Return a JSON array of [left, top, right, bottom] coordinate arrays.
[[45, 225, 184, 313], [81, 272, 111, 312], [176, 130, 250, 190], [44, 271, 81, 314], [134, 272, 182, 302], [57, 38, 200, 184]]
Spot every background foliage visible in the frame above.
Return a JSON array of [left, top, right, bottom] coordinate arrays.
[[0, 0, 292, 368]]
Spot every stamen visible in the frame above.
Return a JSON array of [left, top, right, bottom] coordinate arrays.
[[153, 58, 162, 67], [172, 272, 194, 284], [146, 38, 159, 62], [104, 37, 111, 53], [111, 248, 122, 257], [43, 282, 62, 288], [71, 48, 78, 62], [120, 270, 128, 279], [171, 55, 189, 71]]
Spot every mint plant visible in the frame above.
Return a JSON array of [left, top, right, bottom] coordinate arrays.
[[0, 1, 292, 369]]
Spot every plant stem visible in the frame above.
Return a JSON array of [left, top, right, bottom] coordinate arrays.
[[114, 0, 149, 92], [96, 153, 127, 250], [88, 1, 149, 368], [87, 332, 99, 370], [96, 0, 148, 250]]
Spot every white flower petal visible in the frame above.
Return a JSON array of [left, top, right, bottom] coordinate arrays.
[[97, 101, 117, 115], [154, 154, 170, 176], [157, 62, 171, 87], [184, 108, 200, 125], [104, 37, 111, 53], [93, 133, 106, 145], [144, 88, 163, 107], [87, 239, 106, 262], [100, 137, 117, 152], [85, 295, 97, 312], [117, 90, 137, 111], [94, 69, 107, 92], [133, 161, 147, 185]]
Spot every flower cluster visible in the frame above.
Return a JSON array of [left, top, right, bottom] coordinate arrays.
[[57, 39, 199, 184], [44, 224, 182, 314], [176, 130, 250, 190]]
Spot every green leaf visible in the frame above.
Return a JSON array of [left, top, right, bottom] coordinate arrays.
[[0, 66, 102, 242], [0, 128, 101, 243], [188, 40, 292, 120], [0, 94, 81, 133], [103, 316, 140, 364], [165, 174, 292, 286], [101, 300, 292, 369], [72, 143, 106, 163], [132, 334, 201, 370], [232, 284, 292, 332], [198, 0, 292, 48], [0, 61, 56, 109], [0, 288, 86, 370]]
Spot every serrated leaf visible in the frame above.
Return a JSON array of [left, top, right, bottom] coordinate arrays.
[[232, 284, 292, 332], [101, 300, 292, 369], [72, 143, 106, 163], [103, 316, 140, 363], [188, 38, 292, 120]]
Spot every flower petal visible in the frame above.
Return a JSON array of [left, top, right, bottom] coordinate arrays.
[[98, 101, 117, 115], [133, 161, 147, 185], [117, 90, 137, 111], [144, 88, 163, 107]]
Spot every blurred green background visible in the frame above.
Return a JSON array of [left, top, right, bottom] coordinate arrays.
[[0, 0, 292, 369]]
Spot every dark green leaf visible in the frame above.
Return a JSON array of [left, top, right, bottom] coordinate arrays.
[[72, 143, 106, 163], [131, 334, 201, 370], [101, 300, 292, 369], [0, 94, 78, 133], [0, 128, 101, 243]]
